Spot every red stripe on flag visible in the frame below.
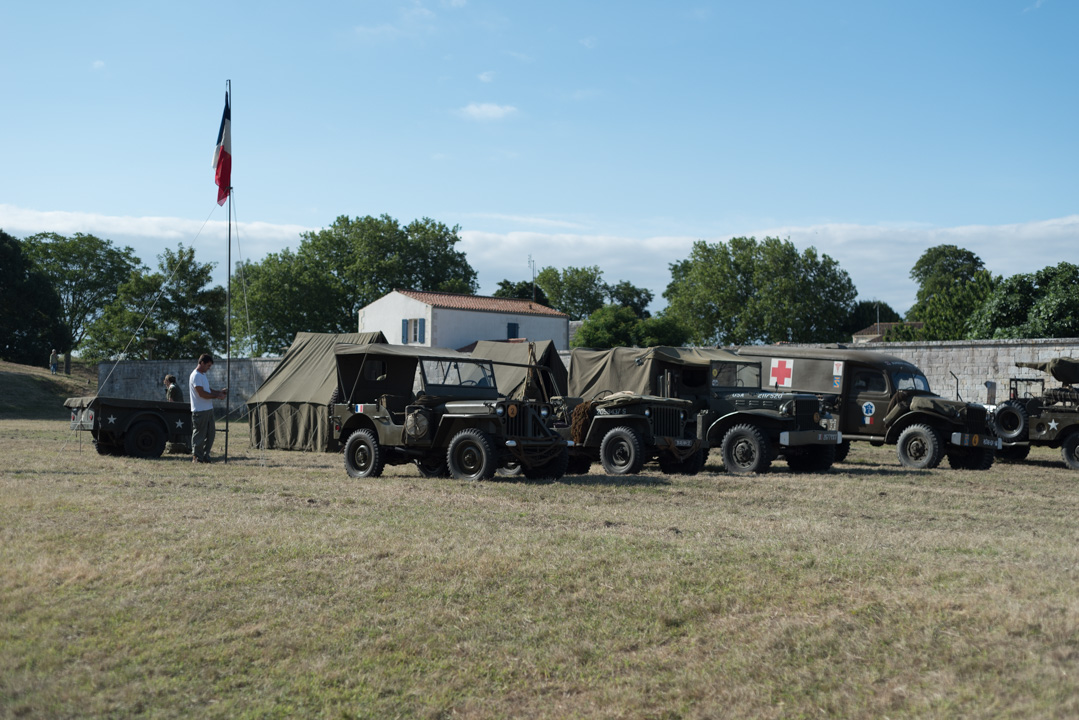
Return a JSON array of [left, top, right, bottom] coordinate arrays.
[[213, 92, 231, 205]]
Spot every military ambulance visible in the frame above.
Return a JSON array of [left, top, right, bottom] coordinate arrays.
[[735, 346, 999, 470]]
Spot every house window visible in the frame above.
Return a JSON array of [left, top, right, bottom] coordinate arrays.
[[507, 322, 519, 340], [402, 318, 426, 344]]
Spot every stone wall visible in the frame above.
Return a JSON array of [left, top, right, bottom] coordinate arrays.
[[97, 358, 280, 418]]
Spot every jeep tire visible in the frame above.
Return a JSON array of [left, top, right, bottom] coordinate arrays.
[[345, 429, 385, 478], [992, 400, 1028, 442], [1062, 433, 1079, 471], [599, 426, 645, 475], [447, 429, 497, 481]]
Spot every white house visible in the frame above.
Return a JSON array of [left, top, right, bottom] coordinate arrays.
[[358, 289, 571, 351]]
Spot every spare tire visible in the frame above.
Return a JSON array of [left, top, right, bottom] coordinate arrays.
[[992, 400, 1028, 442]]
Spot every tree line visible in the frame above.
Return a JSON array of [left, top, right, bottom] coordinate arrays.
[[2, 219, 1077, 369]]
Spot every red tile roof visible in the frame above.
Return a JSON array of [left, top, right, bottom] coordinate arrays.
[[396, 289, 568, 318], [853, 321, 924, 336]]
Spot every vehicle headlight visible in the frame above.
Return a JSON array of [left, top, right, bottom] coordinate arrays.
[[813, 412, 821, 425], [680, 411, 686, 421], [780, 401, 794, 416], [644, 408, 651, 418], [540, 405, 550, 418], [495, 404, 505, 416]]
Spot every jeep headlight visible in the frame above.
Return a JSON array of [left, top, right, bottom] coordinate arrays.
[[813, 412, 821, 425], [495, 404, 505, 417], [540, 405, 550, 419], [644, 408, 652, 418]]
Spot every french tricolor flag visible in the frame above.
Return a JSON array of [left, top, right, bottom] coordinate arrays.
[[212, 92, 231, 206]]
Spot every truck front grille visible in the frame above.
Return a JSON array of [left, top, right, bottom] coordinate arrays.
[[503, 402, 543, 438], [649, 406, 685, 438]]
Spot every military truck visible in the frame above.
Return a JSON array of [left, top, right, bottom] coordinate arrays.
[[65, 395, 192, 458], [330, 343, 569, 481], [735, 346, 1000, 470], [991, 357, 1079, 469], [560, 347, 841, 475]]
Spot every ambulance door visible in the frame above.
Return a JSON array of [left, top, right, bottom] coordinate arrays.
[[843, 367, 889, 438]]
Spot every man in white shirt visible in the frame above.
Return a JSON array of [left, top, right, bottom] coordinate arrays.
[[189, 353, 227, 463]]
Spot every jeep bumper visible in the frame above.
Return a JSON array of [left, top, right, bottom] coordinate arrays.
[[779, 430, 843, 447], [950, 432, 1001, 450]]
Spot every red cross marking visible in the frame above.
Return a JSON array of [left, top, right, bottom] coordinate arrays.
[[771, 359, 793, 386]]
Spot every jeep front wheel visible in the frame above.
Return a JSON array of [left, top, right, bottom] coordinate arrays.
[[447, 429, 497, 481], [1062, 433, 1079, 470], [721, 424, 773, 474], [896, 424, 943, 469], [599, 426, 645, 475], [345, 430, 385, 478]]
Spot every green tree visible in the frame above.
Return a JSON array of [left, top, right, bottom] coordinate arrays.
[[663, 236, 857, 345], [0, 230, 68, 366], [843, 299, 902, 337], [635, 313, 690, 347], [82, 244, 226, 361], [493, 279, 550, 307], [235, 215, 477, 355], [535, 265, 607, 320], [906, 245, 986, 324], [606, 280, 653, 319], [22, 232, 140, 372], [573, 305, 690, 349], [968, 262, 1079, 339]]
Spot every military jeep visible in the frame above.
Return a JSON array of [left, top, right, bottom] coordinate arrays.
[[330, 343, 569, 481], [735, 346, 1000, 470], [992, 357, 1079, 469]]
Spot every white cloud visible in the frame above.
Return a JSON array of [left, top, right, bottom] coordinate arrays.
[[457, 102, 517, 120], [478, 71, 495, 83], [92, 60, 105, 70]]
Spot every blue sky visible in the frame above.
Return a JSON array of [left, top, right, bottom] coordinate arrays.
[[1, 0, 1075, 317]]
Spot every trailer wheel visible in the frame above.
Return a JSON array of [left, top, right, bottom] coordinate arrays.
[[721, 424, 773, 474], [599, 426, 645, 475], [94, 439, 122, 456], [124, 421, 167, 459], [447, 429, 496, 481], [1062, 433, 1079, 470], [344, 429, 384, 478], [896, 424, 943, 469]]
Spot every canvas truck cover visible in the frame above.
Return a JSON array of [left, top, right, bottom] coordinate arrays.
[[1016, 358, 1079, 385], [568, 346, 741, 398], [735, 345, 922, 395], [246, 331, 386, 451], [470, 340, 568, 401]]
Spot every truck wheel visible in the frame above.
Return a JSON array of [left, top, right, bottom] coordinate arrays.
[[896, 424, 943, 469], [524, 446, 570, 480], [947, 446, 994, 471], [344, 429, 384, 478], [721, 424, 773, 474], [447, 429, 497, 481], [997, 444, 1031, 462], [1062, 433, 1079, 470], [415, 456, 449, 478], [123, 421, 167, 459], [599, 426, 645, 475], [658, 449, 706, 476], [786, 444, 836, 473], [834, 439, 851, 463], [992, 400, 1028, 442]]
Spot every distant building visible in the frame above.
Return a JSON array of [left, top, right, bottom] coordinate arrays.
[[358, 289, 570, 351], [851, 321, 925, 344]]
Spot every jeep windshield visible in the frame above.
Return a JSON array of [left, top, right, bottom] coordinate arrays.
[[710, 361, 762, 390], [891, 370, 931, 393], [420, 358, 498, 394]]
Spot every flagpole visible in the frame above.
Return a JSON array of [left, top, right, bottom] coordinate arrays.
[[224, 79, 232, 464]]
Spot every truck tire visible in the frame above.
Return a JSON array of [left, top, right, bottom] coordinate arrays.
[[658, 449, 706, 476], [997, 444, 1031, 462], [415, 456, 449, 478], [992, 400, 1028, 442], [786, 444, 836, 473], [896, 424, 943, 469], [344, 429, 384, 478], [1062, 433, 1079, 470], [834, 439, 851, 463], [447, 429, 497, 481], [524, 446, 570, 480], [123, 420, 167, 459], [599, 426, 645, 475], [721, 424, 773, 474], [946, 446, 995, 471]]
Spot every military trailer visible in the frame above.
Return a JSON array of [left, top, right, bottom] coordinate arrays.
[[735, 346, 1000, 470], [562, 347, 841, 475], [65, 395, 192, 458], [992, 358, 1079, 469], [557, 347, 707, 475], [330, 343, 569, 481]]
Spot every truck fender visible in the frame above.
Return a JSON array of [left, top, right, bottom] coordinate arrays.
[[583, 415, 651, 448]]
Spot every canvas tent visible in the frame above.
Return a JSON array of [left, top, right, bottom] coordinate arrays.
[[470, 340, 568, 401], [247, 331, 386, 451], [567, 346, 745, 406]]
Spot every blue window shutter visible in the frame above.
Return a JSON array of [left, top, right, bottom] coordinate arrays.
[[507, 322, 519, 339], [418, 318, 426, 344], [402, 319, 408, 343]]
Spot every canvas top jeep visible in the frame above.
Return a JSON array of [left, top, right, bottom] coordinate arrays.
[[329, 343, 569, 481], [991, 357, 1079, 470], [735, 345, 1000, 470]]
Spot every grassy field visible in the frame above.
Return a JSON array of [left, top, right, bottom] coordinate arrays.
[[2, 364, 1079, 718]]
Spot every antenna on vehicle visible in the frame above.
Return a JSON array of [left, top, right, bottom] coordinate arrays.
[[950, 370, 963, 402]]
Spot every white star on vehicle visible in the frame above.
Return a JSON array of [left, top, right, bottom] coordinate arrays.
[[1049, 419, 1059, 431], [175, 419, 185, 429], [107, 415, 117, 424]]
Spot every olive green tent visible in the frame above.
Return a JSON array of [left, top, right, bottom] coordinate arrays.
[[470, 340, 568, 401], [567, 346, 744, 406], [247, 331, 386, 451]]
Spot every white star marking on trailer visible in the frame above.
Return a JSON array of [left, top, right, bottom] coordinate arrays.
[[175, 419, 185, 429], [107, 415, 117, 424]]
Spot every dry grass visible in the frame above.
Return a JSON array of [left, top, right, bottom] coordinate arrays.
[[3, 417, 1079, 719]]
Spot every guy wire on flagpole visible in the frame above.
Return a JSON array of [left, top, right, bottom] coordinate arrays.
[[225, 78, 232, 464]]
